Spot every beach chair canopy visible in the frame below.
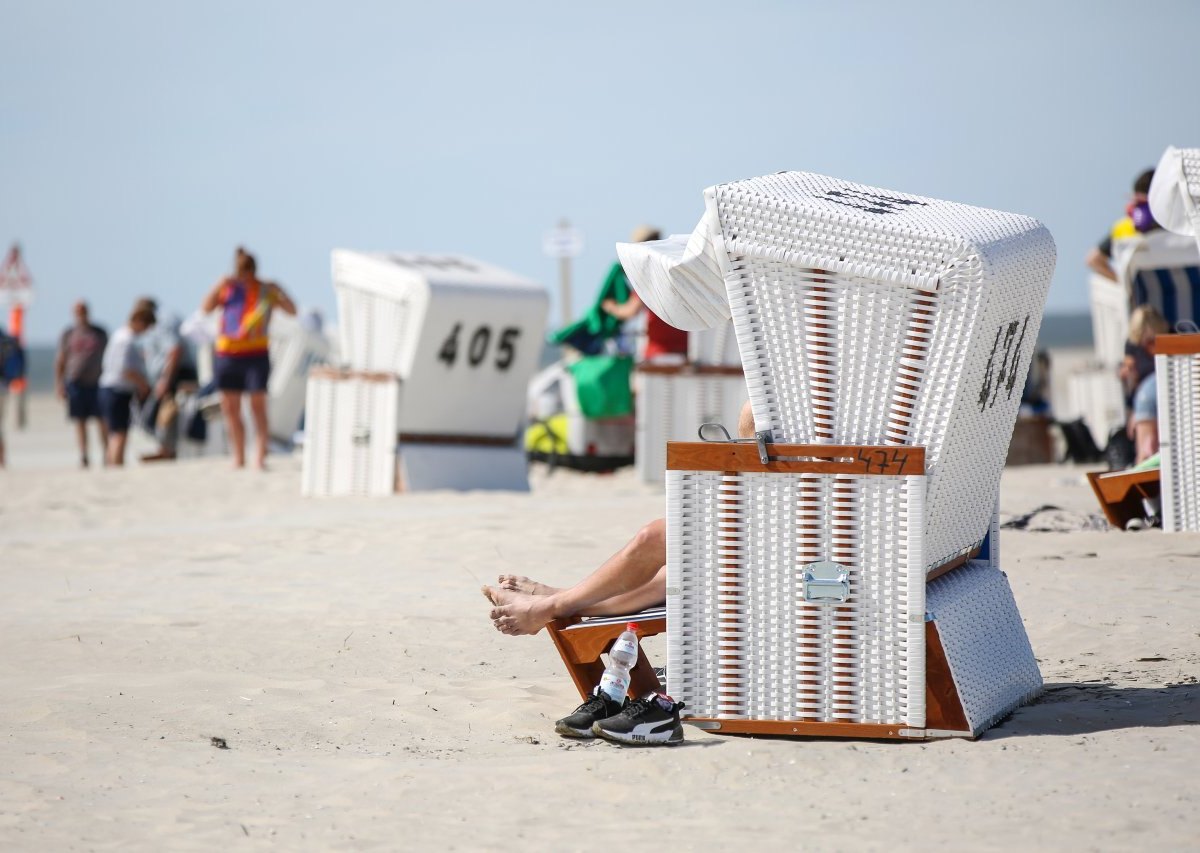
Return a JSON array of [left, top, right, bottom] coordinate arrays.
[[621, 172, 1056, 572]]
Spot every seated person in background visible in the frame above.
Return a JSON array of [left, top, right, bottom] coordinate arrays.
[[1085, 168, 1159, 283], [1119, 304, 1169, 465], [483, 402, 755, 635]]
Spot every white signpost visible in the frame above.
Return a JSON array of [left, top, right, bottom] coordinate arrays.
[[543, 220, 583, 327]]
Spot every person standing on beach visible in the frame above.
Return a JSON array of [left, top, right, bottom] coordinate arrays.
[[54, 301, 109, 468], [98, 303, 154, 466], [0, 324, 20, 468], [200, 248, 296, 469]]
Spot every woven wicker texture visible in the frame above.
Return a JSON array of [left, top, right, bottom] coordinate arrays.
[[709, 172, 1056, 571], [1157, 352, 1200, 532], [926, 562, 1042, 735], [666, 468, 926, 726], [636, 373, 748, 485]]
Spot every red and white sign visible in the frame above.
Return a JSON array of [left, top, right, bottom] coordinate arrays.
[[0, 244, 33, 306]]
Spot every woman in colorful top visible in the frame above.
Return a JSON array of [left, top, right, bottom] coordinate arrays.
[[201, 248, 296, 469]]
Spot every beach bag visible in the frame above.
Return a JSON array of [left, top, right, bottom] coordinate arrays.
[[1057, 418, 1103, 463], [1103, 426, 1136, 471], [567, 354, 633, 419]]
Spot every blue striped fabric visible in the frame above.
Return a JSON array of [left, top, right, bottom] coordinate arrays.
[[1130, 266, 1200, 330]]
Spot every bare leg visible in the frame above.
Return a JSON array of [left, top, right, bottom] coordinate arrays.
[[108, 431, 128, 467], [96, 416, 109, 458], [75, 419, 89, 466], [1134, 419, 1158, 465], [248, 392, 269, 470], [221, 391, 245, 468], [484, 519, 666, 635]]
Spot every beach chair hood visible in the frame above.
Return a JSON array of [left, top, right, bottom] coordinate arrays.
[[1149, 146, 1200, 245], [615, 202, 731, 332]]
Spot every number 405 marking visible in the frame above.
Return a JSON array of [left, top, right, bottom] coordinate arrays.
[[437, 324, 521, 371]]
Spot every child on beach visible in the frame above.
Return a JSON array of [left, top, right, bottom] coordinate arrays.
[[98, 303, 155, 466]]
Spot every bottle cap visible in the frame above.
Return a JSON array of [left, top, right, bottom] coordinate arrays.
[[627, 622, 639, 632]]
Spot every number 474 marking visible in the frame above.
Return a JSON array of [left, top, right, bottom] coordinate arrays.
[[438, 324, 521, 371]]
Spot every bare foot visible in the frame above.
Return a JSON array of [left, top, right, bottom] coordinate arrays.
[[497, 574, 561, 596], [481, 585, 558, 635]]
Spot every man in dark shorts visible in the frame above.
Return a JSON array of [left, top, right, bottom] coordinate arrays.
[[55, 301, 109, 468]]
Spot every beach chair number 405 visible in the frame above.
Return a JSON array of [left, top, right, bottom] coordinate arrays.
[[437, 323, 522, 371]]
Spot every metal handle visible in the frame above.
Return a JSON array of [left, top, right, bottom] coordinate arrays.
[[802, 560, 850, 604]]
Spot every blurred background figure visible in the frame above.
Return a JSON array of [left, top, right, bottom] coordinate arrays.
[[98, 302, 154, 466], [200, 248, 295, 469], [54, 301, 108, 468], [1085, 168, 1159, 282], [597, 226, 688, 363], [1120, 304, 1169, 465], [0, 321, 23, 468], [136, 302, 199, 462]]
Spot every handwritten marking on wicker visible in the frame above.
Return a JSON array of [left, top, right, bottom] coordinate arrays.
[[855, 447, 910, 474], [437, 323, 522, 371], [821, 188, 928, 216], [977, 315, 1030, 412]]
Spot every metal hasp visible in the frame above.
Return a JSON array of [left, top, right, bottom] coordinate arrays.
[[802, 560, 850, 604]]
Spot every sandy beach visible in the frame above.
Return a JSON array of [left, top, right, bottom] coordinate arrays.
[[0, 393, 1197, 852]]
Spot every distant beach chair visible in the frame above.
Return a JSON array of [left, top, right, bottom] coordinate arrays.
[[302, 253, 548, 495], [618, 171, 1054, 739], [634, 359, 747, 486], [1114, 230, 1200, 333]]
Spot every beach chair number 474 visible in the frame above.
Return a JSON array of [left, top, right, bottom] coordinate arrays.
[[978, 315, 1030, 413], [438, 323, 522, 371]]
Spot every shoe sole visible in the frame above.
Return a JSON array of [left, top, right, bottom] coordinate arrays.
[[555, 721, 597, 739], [592, 723, 684, 746]]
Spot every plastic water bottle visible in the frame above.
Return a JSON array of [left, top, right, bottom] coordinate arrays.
[[598, 622, 640, 702]]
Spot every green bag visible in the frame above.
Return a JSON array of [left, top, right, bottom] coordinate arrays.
[[568, 354, 633, 419]]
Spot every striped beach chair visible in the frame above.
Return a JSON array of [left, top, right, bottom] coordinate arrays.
[[619, 171, 1055, 739]]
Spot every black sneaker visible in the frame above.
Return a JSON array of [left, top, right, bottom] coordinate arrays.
[[555, 687, 626, 738], [592, 692, 685, 746]]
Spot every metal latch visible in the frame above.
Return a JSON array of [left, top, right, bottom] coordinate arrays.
[[697, 422, 775, 464], [802, 560, 850, 604]]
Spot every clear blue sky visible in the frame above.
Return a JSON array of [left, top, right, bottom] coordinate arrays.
[[3, 0, 1198, 344]]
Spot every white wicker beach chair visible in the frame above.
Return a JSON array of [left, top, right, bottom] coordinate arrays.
[[314, 252, 547, 492], [620, 172, 1055, 738], [301, 368, 399, 497], [635, 364, 748, 486], [1156, 334, 1200, 532], [1146, 147, 1200, 532]]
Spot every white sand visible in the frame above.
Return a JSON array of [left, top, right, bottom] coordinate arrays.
[[1, 394, 1197, 851]]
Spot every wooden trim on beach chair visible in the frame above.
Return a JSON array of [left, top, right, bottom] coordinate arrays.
[[666, 441, 925, 476], [546, 614, 666, 701], [1086, 468, 1161, 530], [635, 363, 745, 377], [1152, 333, 1200, 356]]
